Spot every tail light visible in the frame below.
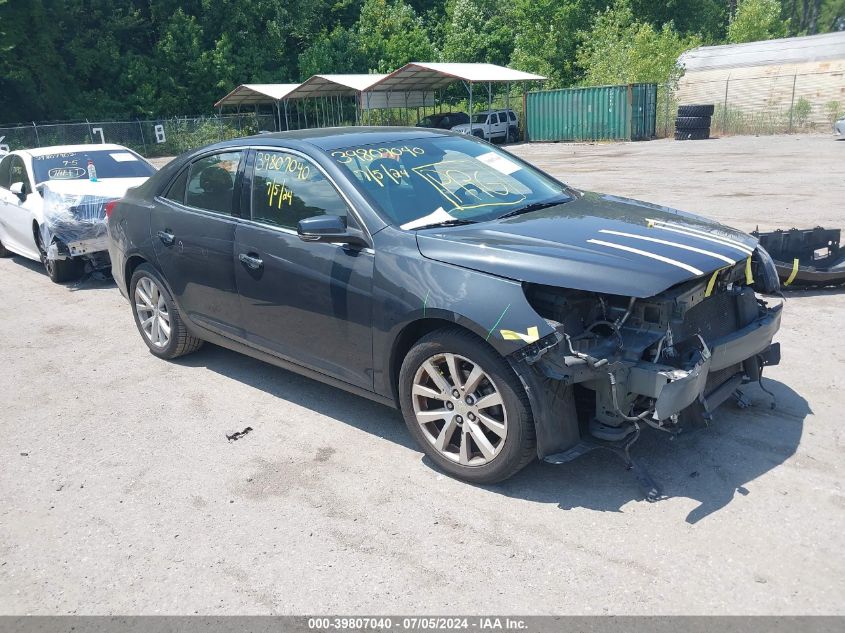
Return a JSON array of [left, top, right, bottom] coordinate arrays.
[[104, 200, 118, 220]]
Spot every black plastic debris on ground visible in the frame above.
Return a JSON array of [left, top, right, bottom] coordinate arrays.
[[226, 427, 253, 442], [752, 226, 845, 288]]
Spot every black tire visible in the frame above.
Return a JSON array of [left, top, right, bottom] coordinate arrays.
[[675, 115, 711, 130], [35, 231, 84, 283], [677, 104, 714, 117], [129, 263, 203, 360], [675, 127, 711, 141], [45, 256, 84, 283], [399, 327, 536, 484], [0, 240, 11, 257]]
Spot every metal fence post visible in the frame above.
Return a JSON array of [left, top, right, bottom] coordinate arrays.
[[31, 122, 40, 146], [722, 76, 730, 134], [664, 83, 671, 137], [788, 74, 797, 133], [137, 120, 148, 155]]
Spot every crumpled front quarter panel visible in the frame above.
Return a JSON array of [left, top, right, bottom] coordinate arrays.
[[370, 228, 553, 398]]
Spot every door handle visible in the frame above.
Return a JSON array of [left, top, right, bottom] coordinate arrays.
[[239, 253, 263, 270], [157, 230, 175, 246]]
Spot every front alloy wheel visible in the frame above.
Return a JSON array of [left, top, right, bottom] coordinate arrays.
[[399, 327, 536, 484], [412, 353, 508, 466]]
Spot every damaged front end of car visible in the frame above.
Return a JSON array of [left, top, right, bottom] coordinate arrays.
[[508, 248, 782, 498]]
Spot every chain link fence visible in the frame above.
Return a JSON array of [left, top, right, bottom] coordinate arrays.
[[656, 70, 844, 138], [3, 71, 840, 156], [0, 113, 279, 158], [0, 92, 532, 159]]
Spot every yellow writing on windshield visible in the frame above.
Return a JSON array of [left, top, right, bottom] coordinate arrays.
[[352, 163, 410, 188], [412, 159, 526, 212], [331, 146, 424, 165]]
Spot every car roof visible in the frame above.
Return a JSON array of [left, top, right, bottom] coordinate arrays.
[[23, 144, 132, 157], [223, 126, 453, 152]]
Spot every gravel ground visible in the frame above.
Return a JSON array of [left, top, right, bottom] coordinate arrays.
[[1, 134, 843, 615]]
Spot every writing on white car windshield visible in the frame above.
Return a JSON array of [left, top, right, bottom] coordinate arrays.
[[31, 150, 155, 184], [330, 135, 570, 229]]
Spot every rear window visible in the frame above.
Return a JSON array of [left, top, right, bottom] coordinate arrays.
[[31, 150, 155, 184]]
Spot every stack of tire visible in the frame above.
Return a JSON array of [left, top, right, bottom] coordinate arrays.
[[674, 104, 714, 140]]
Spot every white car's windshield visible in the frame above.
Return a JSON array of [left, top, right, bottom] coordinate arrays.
[[330, 135, 571, 229], [31, 150, 155, 184], [471, 114, 489, 124]]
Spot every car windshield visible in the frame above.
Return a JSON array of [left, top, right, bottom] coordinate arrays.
[[31, 149, 155, 184], [330, 135, 571, 229], [471, 114, 489, 124]]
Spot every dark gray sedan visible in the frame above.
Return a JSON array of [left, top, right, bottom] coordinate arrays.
[[107, 127, 782, 487]]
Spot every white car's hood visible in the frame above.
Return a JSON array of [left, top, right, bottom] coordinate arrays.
[[38, 177, 148, 198], [450, 124, 472, 133]]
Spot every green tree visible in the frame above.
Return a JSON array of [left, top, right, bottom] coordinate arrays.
[[628, 0, 728, 41], [0, 0, 72, 122], [728, 0, 787, 43], [509, 0, 604, 87], [299, 26, 368, 77], [441, 0, 514, 65], [355, 0, 436, 72], [576, 1, 700, 86]]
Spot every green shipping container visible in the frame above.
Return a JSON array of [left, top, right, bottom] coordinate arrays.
[[526, 83, 657, 142]]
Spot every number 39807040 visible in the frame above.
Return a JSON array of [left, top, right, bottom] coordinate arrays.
[[257, 152, 310, 181]]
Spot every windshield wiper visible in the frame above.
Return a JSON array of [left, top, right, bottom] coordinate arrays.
[[496, 196, 569, 220], [408, 219, 476, 231]]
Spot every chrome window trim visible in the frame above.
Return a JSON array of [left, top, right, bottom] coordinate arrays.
[[154, 144, 374, 250]]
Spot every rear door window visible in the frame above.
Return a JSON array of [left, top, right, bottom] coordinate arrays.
[[251, 150, 348, 230], [164, 168, 188, 203], [185, 151, 243, 216]]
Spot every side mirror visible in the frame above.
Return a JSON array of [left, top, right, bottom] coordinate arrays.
[[297, 215, 367, 247], [10, 182, 26, 202]]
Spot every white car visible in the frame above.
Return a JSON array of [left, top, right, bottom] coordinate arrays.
[[451, 109, 519, 143], [0, 144, 155, 282], [836, 117, 845, 136]]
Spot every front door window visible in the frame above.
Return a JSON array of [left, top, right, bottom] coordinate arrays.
[[251, 150, 348, 229]]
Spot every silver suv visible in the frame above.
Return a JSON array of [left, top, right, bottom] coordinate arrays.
[[451, 109, 519, 143]]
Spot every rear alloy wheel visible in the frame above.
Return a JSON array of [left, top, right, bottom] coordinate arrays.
[[130, 264, 203, 359], [399, 328, 536, 484]]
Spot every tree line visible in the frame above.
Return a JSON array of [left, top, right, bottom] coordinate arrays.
[[0, 0, 842, 124]]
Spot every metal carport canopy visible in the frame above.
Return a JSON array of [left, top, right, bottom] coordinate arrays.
[[214, 83, 301, 108], [286, 74, 389, 98], [371, 62, 546, 92]]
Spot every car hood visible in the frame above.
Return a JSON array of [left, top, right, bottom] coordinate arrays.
[[37, 177, 149, 198], [415, 191, 758, 298]]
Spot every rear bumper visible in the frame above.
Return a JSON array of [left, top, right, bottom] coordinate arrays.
[[66, 235, 110, 258]]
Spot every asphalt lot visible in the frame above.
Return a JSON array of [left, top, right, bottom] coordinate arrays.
[[1, 134, 843, 615]]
